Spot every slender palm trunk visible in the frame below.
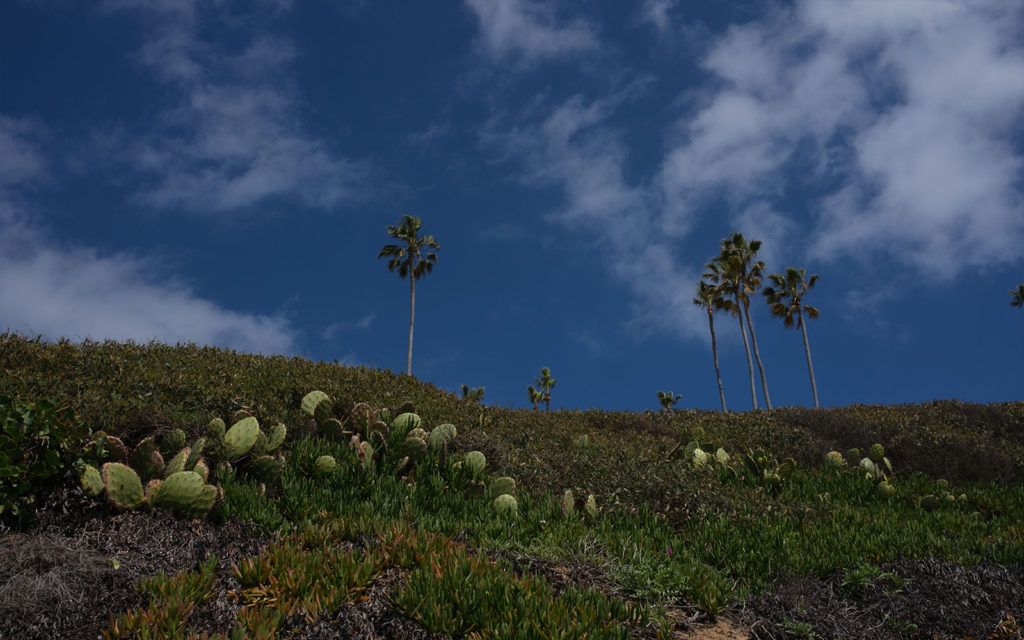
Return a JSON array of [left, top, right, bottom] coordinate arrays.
[[407, 276, 415, 376], [707, 309, 726, 411], [743, 301, 772, 409], [737, 310, 758, 410], [798, 308, 819, 408]]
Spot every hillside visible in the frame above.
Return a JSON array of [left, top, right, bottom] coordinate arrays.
[[1, 333, 1022, 639]]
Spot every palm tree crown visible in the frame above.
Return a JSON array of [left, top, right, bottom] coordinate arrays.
[[378, 215, 439, 376], [1011, 284, 1024, 308], [764, 266, 821, 408], [534, 367, 557, 411]]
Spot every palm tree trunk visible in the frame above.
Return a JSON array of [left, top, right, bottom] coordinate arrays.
[[708, 310, 726, 411], [798, 309, 819, 408], [407, 276, 415, 376], [737, 310, 758, 410], [743, 301, 772, 409]]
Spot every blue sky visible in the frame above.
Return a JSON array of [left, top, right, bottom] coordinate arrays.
[[1, 0, 1022, 412]]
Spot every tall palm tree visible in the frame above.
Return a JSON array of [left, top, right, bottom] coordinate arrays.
[[534, 367, 557, 411], [716, 233, 772, 409], [704, 257, 757, 410], [1012, 284, 1024, 309], [693, 280, 727, 411], [764, 267, 821, 408], [377, 215, 439, 376], [527, 386, 543, 411]]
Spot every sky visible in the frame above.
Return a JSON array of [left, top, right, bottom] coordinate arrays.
[[1, 0, 1022, 412]]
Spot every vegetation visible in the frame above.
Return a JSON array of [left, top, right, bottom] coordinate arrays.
[[0, 333, 1022, 638], [533, 366, 557, 412], [1012, 283, 1024, 309], [693, 280, 727, 411], [763, 267, 821, 408], [656, 390, 681, 412], [377, 214, 440, 376]]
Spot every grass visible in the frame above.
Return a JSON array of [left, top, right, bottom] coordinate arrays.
[[1, 332, 1022, 637]]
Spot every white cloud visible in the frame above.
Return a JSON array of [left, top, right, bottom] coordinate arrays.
[[464, 0, 599, 63], [660, 0, 1024, 277], [0, 117, 297, 354], [105, 3, 370, 214], [321, 313, 376, 341], [639, 0, 677, 35]]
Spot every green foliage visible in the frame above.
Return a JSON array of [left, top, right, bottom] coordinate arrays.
[[101, 462, 144, 510], [0, 395, 87, 527]]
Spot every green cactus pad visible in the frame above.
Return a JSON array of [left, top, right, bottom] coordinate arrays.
[[427, 424, 457, 450], [692, 448, 709, 466], [315, 455, 337, 475], [358, 441, 375, 472], [301, 391, 332, 420], [561, 489, 575, 519], [390, 412, 421, 439], [585, 494, 598, 520], [100, 435, 129, 463], [101, 463, 144, 510], [402, 436, 428, 462], [186, 484, 218, 518], [877, 481, 896, 498], [266, 423, 287, 452], [165, 448, 190, 477], [493, 494, 518, 518], [80, 465, 104, 497], [320, 418, 345, 441], [207, 418, 226, 440], [145, 479, 163, 504], [194, 460, 210, 482], [824, 451, 845, 468], [152, 471, 204, 513], [223, 416, 260, 460], [844, 448, 861, 466], [465, 451, 486, 477], [350, 403, 374, 435], [159, 429, 187, 458], [491, 476, 516, 496], [869, 444, 885, 463], [184, 439, 205, 471], [778, 458, 797, 479], [251, 430, 268, 457], [248, 455, 283, 485], [407, 427, 427, 440], [715, 448, 730, 465], [920, 495, 940, 511]]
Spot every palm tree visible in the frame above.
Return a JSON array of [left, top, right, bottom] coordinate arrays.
[[715, 233, 772, 409], [1012, 284, 1024, 309], [693, 280, 727, 411], [704, 250, 758, 410], [657, 390, 682, 412], [527, 386, 543, 411], [534, 367, 557, 411], [377, 215, 439, 376], [461, 385, 485, 402], [764, 267, 821, 408]]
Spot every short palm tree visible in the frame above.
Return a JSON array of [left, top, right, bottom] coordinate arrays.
[[527, 386, 543, 411], [764, 267, 821, 408], [657, 390, 682, 412], [461, 385, 485, 402], [377, 215, 439, 376], [693, 280, 727, 411], [534, 367, 557, 411], [715, 233, 772, 409], [1012, 284, 1024, 309]]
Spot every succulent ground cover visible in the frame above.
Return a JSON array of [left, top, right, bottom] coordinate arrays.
[[0, 333, 1022, 639]]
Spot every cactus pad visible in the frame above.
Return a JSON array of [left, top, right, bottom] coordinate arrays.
[[266, 423, 287, 452], [80, 465, 104, 497], [315, 455, 337, 475], [585, 494, 598, 520], [248, 455, 283, 485], [100, 435, 129, 463], [301, 391, 332, 421], [207, 418, 226, 440], [465, 451, 486, 477], [165, 448, 190, 477], [350, 403, 374, 435], [224, 416, 260, 460], [824, 451, 845, 469], [844, 448, 860, 466], [101, 463, 144, 510], [491, 476, 516, 496], [561, 489, 575, 519], [159, 429, 187, 458], [402, 436, 428, 462], [493, 494, 518, 518], [868, 444, 885, 463], [320, 418, 345, 441], [877, 481, 896, 498], [152, 471, 204, 513], [427, 424, 457, 450], [390, 412, 421, 439]]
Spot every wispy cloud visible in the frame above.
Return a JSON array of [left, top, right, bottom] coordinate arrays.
[[0, 117, 297, 354], [321, 313, 376, 341], [102, 2, 371, 214], [660, 0, 1024, 278], [463, 0, 599, 64]]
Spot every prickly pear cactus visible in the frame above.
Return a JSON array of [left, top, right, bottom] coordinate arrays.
[[358, 440, 375, 472], [164, 448, 190, 477], [868, 444, 885, 463], [691, 447, 709, 466], [561, 489, 575, 519], [877, 481, 896, 498], [319, 418, 345, 442], [493, 494, 518, 518], [266, 423, 287, 453], [315, 455, 337, 475], [301, 391, 332, 421], [350, 403, 375, 436], [824, 451, 845, 469], [427, 424, 457, 450], [188, 484, 219, 518], [251, 430, 268, 457], [80, 465, 104, 497], [407, 427, 427, 441], [585, 494, 598, 521], [248, 455, 284, 485], [151, 471, 204, 514], [778, 458, 797, 479], [207, 418, 226, 440], [465, 451, 486, 477], [130, 437, 164, 482], [101, 463, 144, 510], [491, 476, 516, 497], [223, 416, 260, 460], [715, 448, 730, 466], [390, 412, 421, 439], [184, 439, 205, 471], [844, 448, 860, 466], [96, 435, 129, 463], [160, 429, 187, 458]]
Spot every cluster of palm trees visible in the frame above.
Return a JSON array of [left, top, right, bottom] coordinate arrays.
[[528, 367, 556, 411], [693, 233, 821, 411]]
